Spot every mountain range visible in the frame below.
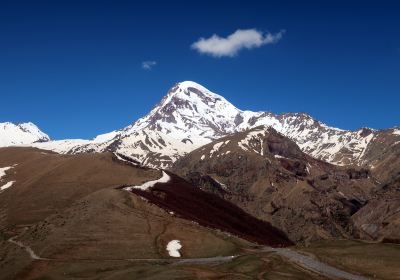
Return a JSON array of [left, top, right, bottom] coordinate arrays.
[[2, 81, 400, 170]]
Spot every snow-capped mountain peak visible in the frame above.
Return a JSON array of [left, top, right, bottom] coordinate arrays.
[[125, 81, 241, 139], [0, 122, 50, 146]]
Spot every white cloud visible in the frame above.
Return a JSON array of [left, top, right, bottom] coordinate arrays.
[[142, 61, 157, 70], [191, 29, 285, 57]]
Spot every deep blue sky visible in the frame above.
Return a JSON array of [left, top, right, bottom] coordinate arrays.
[[1, 0, 399, 139]]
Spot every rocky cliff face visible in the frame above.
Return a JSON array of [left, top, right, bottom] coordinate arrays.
[[350, 173, 400, 243]]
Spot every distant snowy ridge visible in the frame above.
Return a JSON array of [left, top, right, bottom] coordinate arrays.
[[0, 122, 50, 146]]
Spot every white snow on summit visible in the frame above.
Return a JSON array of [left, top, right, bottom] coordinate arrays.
[[0, 122, 50, 147]]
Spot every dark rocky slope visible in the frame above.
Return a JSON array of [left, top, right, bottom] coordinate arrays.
[[350, 172, 400, 243], [172, 126, 378, 243]]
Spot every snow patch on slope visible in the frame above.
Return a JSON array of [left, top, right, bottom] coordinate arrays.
[[0, 181, 15, 192], [32, 139, 92, 153], [125, 171, 170, 191], [0, 165, 16, 192], [212, 177, 228, 190], [274, 154, 288, 159], [0, 166, 13, 179], [238, 128, 266, 155], [93, 131, 119, 142], [166, 240, 182, 257], [210, 142, 224, 156]]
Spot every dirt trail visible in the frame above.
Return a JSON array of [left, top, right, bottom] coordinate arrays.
[[173, 255, 236, 265], [8, 237, 48, 260], [7, 236, 369, 279], [7, 236, 235, 264], [263, 247, 369, 280]]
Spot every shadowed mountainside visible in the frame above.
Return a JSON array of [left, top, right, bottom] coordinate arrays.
[[128, 172, 294, 247]]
